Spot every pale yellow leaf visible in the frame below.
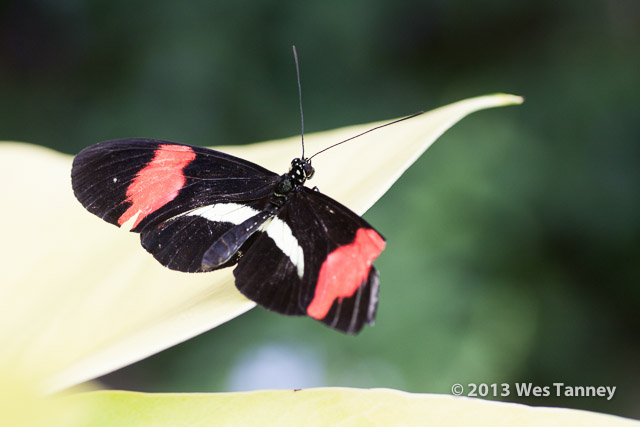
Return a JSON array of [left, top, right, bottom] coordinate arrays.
[[63, 388, 638, 427], [0, 94, 522, 394]]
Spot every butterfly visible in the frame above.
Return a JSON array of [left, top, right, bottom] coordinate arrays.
[[71, 47, 420, 334], [71, 138, 385, 334]]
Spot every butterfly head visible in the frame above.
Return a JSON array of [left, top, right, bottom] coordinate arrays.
[[290, 158, 315, 185]]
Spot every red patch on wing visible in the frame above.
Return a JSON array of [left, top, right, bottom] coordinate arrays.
[[118, 145, 196, 228], [307, 228, 386, 319]]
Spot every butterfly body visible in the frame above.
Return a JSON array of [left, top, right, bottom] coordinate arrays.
[[72, 139, 385, 334]]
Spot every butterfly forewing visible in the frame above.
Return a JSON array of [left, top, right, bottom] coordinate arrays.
[[71, 139, 279, 232], [233, 188, 385, 334]]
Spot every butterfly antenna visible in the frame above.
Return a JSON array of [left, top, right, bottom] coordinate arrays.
[[292, 45, 306, 159], [307, 110, 424, 160]]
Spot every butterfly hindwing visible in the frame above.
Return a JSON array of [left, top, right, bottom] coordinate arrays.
[[233, 212, 308, 317], [139, 200, 274, 273], [71, 139, 278, 232], [140, 213, 237, 273]]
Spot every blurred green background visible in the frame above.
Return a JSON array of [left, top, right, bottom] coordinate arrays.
[[2, 0, 638, 419]]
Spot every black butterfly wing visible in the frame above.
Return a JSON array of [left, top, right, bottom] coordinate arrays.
[[139, 198, 272, 272], [71, 139, 279, 233], [232, 209, 307, 317], [234, 187, 385, 334], [72, 139, 280, 273]]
